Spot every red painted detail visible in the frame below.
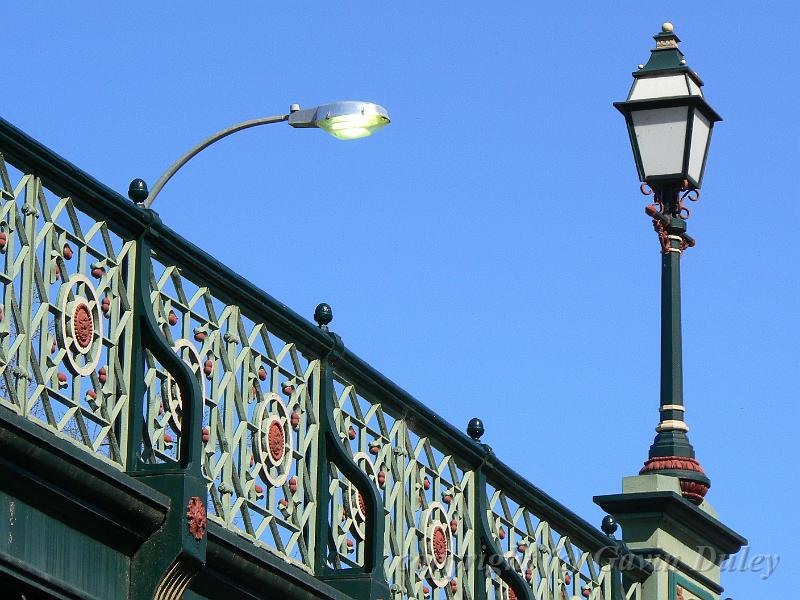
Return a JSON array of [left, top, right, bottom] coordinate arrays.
[[57, 372, 68, 388], [279, 498, 288, 508], [498, 527, 506, 540], [98, 366, 107, 384], [203, 359, 213, 376], [91, 266, 104, 278], [679, 479, 711, 503], [347, 426, 356, 440], [86, 390, 97, 400], [377, 471, 386, 487], [290, 411, 300, 430], [564, 574, 571, 585], [51, 341, 57, 353], [163, 433, 173, 443], [254, 484, 264, 496], [168, 310, 178, 326], [0, 307, 3, 321], [202, 427, 209, 443], [258, 366, 267, 381], [186, 496, 206, 541], [101, 296, 111, 315], [442, 493, 452, 504], [508, 587, 518, 600], [282, 382, 295, 396], [194, 330, 206, 342], [347, 538, 354, 552], [423, 477, 431, 491], [450, 518, 458, 534], [72, 303, 94, 350], [268, 421, 286, 462], [449, 579, 457, 593], [518, 543, 527, 553], [432, 525, 448, 564], [63, 244, 73, 260], [357, 493, 366, 518], [0, 232, 7, 251], [54, 265, 60, 277], [289, 476, 298, 493], [525, 568, 532, 583], [422, 584, 430, 596], [582, 587, 591, 598], [369, 443, 380, 455], [640, 455, 709, 502]]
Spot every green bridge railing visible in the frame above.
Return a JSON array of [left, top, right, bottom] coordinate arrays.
[[0, 116, 651, 600]]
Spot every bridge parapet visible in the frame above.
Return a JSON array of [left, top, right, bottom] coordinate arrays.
[[0, 116, 651, 600]]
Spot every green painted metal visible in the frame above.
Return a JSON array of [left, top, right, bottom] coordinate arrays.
[[0, 114, 656, 599]]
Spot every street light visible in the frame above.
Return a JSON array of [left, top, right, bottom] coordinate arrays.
[[616, 24, 719, 505], [614, 22, 721, 191], [129, 100, 390, 207]]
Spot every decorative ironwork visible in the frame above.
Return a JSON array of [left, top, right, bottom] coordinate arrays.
[[485, 484, 613, 599], [0, 155, 135, 467], [331, 373, 475, 598], [147, 258, 320, 571], [0, 128, 658, 598], [641, 182, 699, 253]]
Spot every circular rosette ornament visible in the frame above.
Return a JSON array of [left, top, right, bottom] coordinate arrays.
[[345, 452, 378, 540], [56, 275, 103, 377], [422, 501, 455, 589], [163, 339, 205, 434], [252, 392, 294, 486]]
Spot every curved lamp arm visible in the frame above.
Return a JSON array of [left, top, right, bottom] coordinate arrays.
[[144, 114, 289, 208]]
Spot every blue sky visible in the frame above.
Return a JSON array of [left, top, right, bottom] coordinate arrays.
[[3, 2, 797, 595]]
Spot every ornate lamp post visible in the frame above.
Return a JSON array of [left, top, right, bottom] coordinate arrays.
[[615, 23, 720, 504], [129, 100, 390, 207]]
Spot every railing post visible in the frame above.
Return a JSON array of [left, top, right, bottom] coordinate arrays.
[[312, 303, 390, 599], [125, 206, 208, 600], [468, 419, 531, 600]]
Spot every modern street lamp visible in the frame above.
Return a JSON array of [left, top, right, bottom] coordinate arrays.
[[128, 100, 390, 207], [617, 23, 720, 504]]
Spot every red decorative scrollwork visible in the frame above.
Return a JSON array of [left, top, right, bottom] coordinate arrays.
[[186, 496, 207, 541]]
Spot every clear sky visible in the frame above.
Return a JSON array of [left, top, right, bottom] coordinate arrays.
[[3, 2, 797, 596]]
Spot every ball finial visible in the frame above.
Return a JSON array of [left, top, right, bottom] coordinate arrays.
[[128, 178, 149, 204], [661, 22, 674, 33], [601, 515, 618, 537], [314, 303, 333, 331], [466, 417, 484, 441]]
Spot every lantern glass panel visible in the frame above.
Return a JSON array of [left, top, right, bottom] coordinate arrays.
[[687, 110, 711, 183], [629, 75, 692, 100], [632, 106, 689, 177]]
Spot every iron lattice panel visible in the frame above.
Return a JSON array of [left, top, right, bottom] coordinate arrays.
[[148, 258, 320, 571], [332, 374, 476, 599], [485, 485, 612, 600], [0, 156, 134, 467]]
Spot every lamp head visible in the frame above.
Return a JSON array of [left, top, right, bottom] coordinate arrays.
[[288, 101, 390, 140], [614, 23, 720, 190]]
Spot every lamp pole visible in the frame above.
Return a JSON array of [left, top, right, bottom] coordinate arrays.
[[615, 23, 720, 504]]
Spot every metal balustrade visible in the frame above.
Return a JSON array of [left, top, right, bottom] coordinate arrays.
[[0, 116, 651, 599]]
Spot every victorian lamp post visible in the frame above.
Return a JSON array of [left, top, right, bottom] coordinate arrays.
[[128, 100, 390, 206], [615, 23, 720, 504]]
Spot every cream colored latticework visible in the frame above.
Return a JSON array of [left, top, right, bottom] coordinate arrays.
[[486, 485, 613, 600], [0, 155, 135, 467], [331, 373, 476, 599], [147, 258, 320, 571]]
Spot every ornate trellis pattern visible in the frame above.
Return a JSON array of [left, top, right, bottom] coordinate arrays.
[[0, 155, 135, 467], [147, 256, 320, 571], [331, 373, 476, 599], [485, 484, 612, 600]]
